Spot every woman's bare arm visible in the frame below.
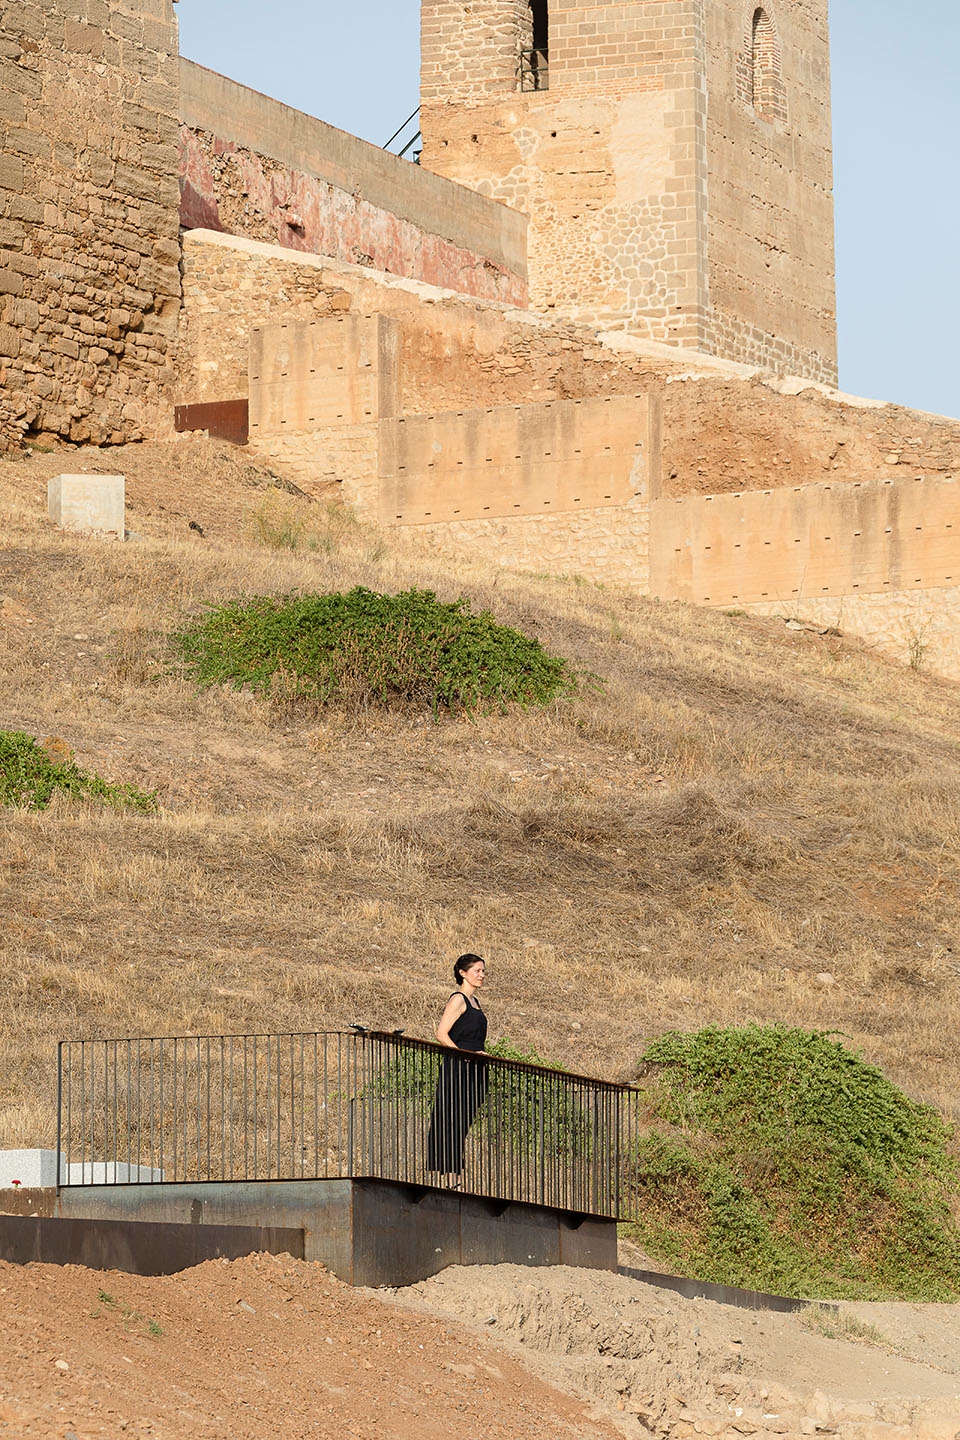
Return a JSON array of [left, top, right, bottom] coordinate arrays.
[[436, 994, 467, 1048]]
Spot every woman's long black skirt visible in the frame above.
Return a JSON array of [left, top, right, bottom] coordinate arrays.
[[426, 1052, 488, 1176]]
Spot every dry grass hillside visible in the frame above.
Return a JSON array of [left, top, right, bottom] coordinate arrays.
[[1, 438, 959, 1149]]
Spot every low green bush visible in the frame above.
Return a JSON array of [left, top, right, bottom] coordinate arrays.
[[0, 730, 158, 813], [624, 1025, 960, 1300], [173, 586, 578, 716]]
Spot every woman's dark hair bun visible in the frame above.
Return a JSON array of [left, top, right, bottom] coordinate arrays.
[[454, 953, 485, 983]]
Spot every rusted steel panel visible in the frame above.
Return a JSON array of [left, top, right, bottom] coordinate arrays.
[[56, 1177, 617, 1286], [618, 1265, 828, 1315], [174, 399, 249, 446], [0, 1188, 56, 1218], [0, 1214, 303, 1275]]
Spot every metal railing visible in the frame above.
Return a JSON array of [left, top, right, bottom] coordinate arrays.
[[519, 47, 549, 91], [56, 1031, 641, 1219]]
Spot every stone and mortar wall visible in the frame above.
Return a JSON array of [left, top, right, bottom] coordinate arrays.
[[246, 308, 658, 586], [245, 312, 396, 511], [419, 0, 836, 383], [743, 584, 960, 682], [178, 60, 528, 308], [181, 231, 960, 680], [180, 232, 960, 501], [378, 391, 656, 586], [0, 0, 181, 451]]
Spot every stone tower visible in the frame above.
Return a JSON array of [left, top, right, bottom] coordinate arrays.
[[419, 1, 837, 383]]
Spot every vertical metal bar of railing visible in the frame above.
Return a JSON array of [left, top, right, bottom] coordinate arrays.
[[89, 1042, 96, 1185], [65, 1044, 72, 1187], [126, 1041, 132, 1183], [315, 1033, 322, 1179], [134, 1039, 141, 1186], [56, 1043, 63, 1192], [219, 1036, 225, 1182], [229, 1036, 235, 1181], [297, 1033, 303, 1180], [265, 1034, 273, 1180], [252, 1036, 258, 1179], [158, 1037, 165, 1183], [207, 1042, 214, 1186], [148, 1038, 155, 1181], [289, 1034, 295, 1181], [182, 1036, 188, 1182], [78, 1042, 85, 1183]]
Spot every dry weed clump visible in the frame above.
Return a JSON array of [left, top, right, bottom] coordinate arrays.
[[0, 439, 959, 1157]]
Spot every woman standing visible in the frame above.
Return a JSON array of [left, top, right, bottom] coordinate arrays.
[[426, 954, 488, 1189]]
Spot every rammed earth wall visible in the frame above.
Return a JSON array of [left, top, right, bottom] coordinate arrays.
[[0, 0, 182, 450], [178, 60, 528, 307]]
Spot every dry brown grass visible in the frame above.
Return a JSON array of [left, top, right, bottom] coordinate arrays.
[[1, 439, 959, 1148]]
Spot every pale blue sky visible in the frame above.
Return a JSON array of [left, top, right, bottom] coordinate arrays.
[[178, 1, 959, 420]]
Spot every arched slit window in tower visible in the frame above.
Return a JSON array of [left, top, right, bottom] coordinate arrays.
[[750, 8, 786, 123], [520, 1, 548, 91]]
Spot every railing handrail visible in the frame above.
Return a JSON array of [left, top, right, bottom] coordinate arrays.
[[56, 1028, 633, 1093]]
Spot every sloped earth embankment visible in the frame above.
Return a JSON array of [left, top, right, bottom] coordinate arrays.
[[394, 1264, 960, 1439]]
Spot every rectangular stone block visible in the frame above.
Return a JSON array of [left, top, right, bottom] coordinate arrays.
[[0, 1149, 62, 1188], [0, 154, 24, 193], [48, 472, 125, 538]]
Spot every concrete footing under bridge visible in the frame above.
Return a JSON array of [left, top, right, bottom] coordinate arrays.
[[54, 1178, 617, 1287]]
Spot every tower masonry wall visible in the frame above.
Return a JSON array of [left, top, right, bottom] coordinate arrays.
[[0, 0, 182, 451], [419, 0, 837, 382], [703, 0, 836, 381], [420, 0, 706, 345]]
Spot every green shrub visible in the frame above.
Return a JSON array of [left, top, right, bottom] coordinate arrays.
[[624, 1025, 960, 1300], [487, 1038, 565, 1070], [173, 586, 578, 716], [0, 731, 158, 813]]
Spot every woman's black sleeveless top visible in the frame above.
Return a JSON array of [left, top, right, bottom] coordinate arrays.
[[448, 994, 487, 1052]]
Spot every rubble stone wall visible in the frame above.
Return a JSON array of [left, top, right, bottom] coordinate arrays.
[[0, 0, 182, 451]]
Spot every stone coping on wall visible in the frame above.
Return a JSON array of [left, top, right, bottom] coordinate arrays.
[[179, 60, 528, 283]]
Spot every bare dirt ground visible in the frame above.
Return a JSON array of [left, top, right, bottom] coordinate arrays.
[[3, 1251, 960, 1440], [0, 1252, 619, 1440], [398, 1262, 960, 1438]]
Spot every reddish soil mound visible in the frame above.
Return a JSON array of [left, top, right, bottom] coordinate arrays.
[[0, 1252, 618, 1440]]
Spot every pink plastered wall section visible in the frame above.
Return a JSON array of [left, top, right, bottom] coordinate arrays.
[[177, 128, 527, 307]]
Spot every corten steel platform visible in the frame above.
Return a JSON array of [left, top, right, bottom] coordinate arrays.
[[54, 1178, 616, 1287]]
